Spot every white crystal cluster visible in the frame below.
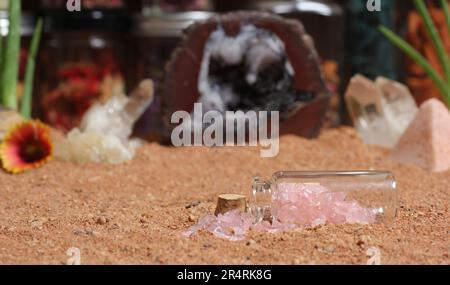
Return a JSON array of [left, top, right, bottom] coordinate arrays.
[[198, 24, 294, 113], [54, 80, 154, 164], [177, 24, 295, 136]]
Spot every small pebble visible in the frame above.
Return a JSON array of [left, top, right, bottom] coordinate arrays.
[[188, 215, 197, 223], [357, 235, 371, 248], [324, 246, 335, 253], [246, 239, 257, 246], [30, 218, 46, 230], [97, 217, 107, 225], [86, 230, 100, 237], [185, 201, 201, 209], [73, 229, 84, 236], [111, 223, 121, 230]]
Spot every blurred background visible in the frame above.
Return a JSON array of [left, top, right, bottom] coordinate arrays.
[[0, 0, 448, 141]]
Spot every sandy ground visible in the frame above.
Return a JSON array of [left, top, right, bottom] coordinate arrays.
[[0, 127, 448, 265]]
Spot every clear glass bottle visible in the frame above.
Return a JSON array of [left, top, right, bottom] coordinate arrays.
[[250, 171, 397, 225]]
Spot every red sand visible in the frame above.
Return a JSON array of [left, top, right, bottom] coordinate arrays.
[[0, 128, 448, 265]]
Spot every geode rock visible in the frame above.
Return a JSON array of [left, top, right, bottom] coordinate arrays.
[[163, 11, 330, 139]]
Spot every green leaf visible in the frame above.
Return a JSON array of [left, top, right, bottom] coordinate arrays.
[[379, 26, 450, 107], [0, 35, 3, 98], [440, 0, 450, 35], [414, 0, 450, 84], [0, 0, 21, 110], [21, 18, 43, 118]]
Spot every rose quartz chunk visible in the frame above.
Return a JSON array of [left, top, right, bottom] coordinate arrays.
[[182, 210, 253, 241], [184, 184, 376, 241], [272, 183, 376, 227], [389, 99, 450, 172]]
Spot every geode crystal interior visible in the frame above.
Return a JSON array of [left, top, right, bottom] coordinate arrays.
[[163, 12, 330, 138]]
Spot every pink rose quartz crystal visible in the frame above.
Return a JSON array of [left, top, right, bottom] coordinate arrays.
[[389, 98, 450, 173], [272, 183, 376, 227], [183, 183, 376, 241], [183, 210, 254, 241]]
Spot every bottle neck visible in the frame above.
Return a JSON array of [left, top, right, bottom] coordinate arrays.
[[250, 177, 272, 223]]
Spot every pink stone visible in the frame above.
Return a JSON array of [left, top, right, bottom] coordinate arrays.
[[182, 210, 253, 241], [389, 99, 450, 172], [272, 183, 376, 226], [182, 215, 217, 238]]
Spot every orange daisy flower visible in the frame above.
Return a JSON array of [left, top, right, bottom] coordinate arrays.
[[0, 121, 53, 174]]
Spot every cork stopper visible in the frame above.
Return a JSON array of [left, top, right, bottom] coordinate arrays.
[[215, 194, 247, 216]]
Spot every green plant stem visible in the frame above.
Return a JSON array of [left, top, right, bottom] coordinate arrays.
[[21, 18, 43, 118], [0, 35, 3, 81], [379, 26, 450, 107], [0, 0, 21, 110], [414, 0, 450, 84], [440, 0, 450, 35]]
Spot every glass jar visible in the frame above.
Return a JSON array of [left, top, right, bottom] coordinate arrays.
[[40, 0, 125, 9], [151, 0, 211, 12], [212, 0, 252, 12], [130, 9, 215, 141], [250, 171, 397, 225], [36, 9, 130, 132]]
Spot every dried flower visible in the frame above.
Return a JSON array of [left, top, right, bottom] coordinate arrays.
[[0, 121, 53, 174]]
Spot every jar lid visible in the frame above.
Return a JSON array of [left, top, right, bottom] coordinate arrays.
[[43, 9, 131, 32], [133, 11, 215, 37], [248, 0, 343, 17], [0, 11, 36, 37]]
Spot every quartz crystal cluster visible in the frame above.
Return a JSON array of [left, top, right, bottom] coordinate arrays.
[[345, 75, 418, 148], [54, 80, 154, 164], [184, 183, 376, 241]]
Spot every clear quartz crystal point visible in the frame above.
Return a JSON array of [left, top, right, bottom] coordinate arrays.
[[345, 75, 418, 148]]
